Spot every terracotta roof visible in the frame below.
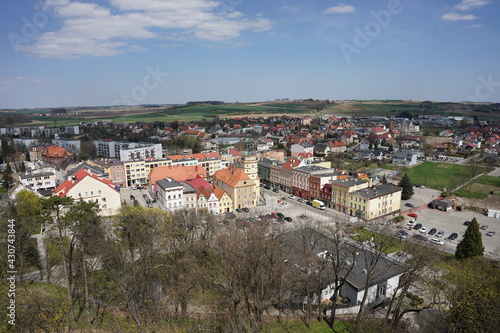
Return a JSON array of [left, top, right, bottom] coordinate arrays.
[[54, 169, 116, 197], [149, 165, 207, 186], [228, 148, 242, 157], [328, 140, 346, 148], [213, 186, 227, 200], [197, 186, 214, 200], [42, 145, 73, 158], [282, 157, 301, 170], [213, 165, 251, 188]]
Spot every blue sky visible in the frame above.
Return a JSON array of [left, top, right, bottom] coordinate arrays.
[[1, 0, 499, 108]]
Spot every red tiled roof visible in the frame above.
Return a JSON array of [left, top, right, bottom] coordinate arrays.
[[213, 165, 250, 187], [54, 169, 116, 197], [149, 165, 207, 186]]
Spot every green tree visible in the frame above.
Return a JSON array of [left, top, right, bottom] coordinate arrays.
[[455, 217, 483, 260], [20, 161, 26, 172], [398, 173, 414, 200], [381, 174, 388, 184], [2, 163, 14, 190]]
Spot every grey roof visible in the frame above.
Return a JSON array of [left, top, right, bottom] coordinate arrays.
[[351, 184, 401, 199], [157, 178, 182, 190], [392, 149, 418, 158], [331, 178, 367, 188], [20, 172, 54, 179], [300, 142, 314, 148], [282, 227, 405, 293], [67, 162, 107, 177], [181, 182, 196, 193], [293, 165, 329, 173]]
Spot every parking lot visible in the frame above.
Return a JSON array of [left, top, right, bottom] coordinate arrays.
[[120, 186, 155, 208]]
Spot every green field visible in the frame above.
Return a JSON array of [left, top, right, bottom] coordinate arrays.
[[453, 175, 500, 199], [405, 162, 490, 191]]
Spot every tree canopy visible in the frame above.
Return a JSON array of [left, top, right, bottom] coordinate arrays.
[[398, 173, 414, 200], [455, 217, 484, 260]]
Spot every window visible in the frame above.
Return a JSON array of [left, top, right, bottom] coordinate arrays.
[[91, 191, 94, 195], [98, 190, 101, 194], [79, 193, 81, 196]]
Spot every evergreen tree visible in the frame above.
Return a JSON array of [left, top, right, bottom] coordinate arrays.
[[20, 161, 26, 173], [381, 174, 388, 184], [2, 163, 14, 190], [455, 217, 484, 260], [398, 173, 414, 200]]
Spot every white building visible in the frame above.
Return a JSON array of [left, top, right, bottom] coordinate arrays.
[[155, 177, 184, 211], [95, 140, 162, 161], [54, 169, 121, 216], [290, 142, 315, 158], [20, 171, 56, 192], [52, 138, 81, 155]]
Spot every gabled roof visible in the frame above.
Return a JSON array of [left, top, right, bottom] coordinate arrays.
[[213, 186, 229, 200], [213, 165, 251, 188], [328, 140, 346, 148], [282, 157, 301, 170], [54, 169, 117, 197], [185, 176, 212, 191], [42, 145, 73, 158]]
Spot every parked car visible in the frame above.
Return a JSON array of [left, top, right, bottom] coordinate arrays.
[[235, 208, 243, 213], [419, 227, 428, 233], [414, 223, 422, 230], [264, 185, 271, 190], [408, 213, 418, 218], [242, 207, 250, 213], [486, 231, 496, 236], [396, 230, 409, 239], [306, 201, 313, 206], [407, 220, 416, 227], [405, 203, 416, 208], [130, 195, 135, 200], [413, 234, 428, 241], [142, 194, 148, 198], [428, 228, 437, 235], [448, 233, 459, 240], [284, 217, 293, 222], [277, 212, 285, 219], [463, 221, 471, 226], [272, 188, 279, 193], [480, 224, 488, 230], [297, 198, 305, 203], [435, 230, 445, 238], [288, 195, 296, 199], [271, 212, 279, 218], [430, 238, 444, 245]]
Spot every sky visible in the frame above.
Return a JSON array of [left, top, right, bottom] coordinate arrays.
[[1, 0, 499, 109]]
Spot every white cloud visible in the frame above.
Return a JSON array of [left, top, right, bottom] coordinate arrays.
[[280, 6, 298, 12], [454, 0, 491, 11], [442, 12, 478, 21], [25, 0, 273, 58], [323, 4, 355, 14], [467, 23, 484, 29]]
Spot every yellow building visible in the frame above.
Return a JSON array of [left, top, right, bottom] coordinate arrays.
[[214, 185, 233, 213], [212, 165, 258, 210], [330, 179, 369, 213], [348, 184, 402, 220]]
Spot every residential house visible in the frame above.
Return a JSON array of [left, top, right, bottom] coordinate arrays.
[[330, 179, 369, 213], [348, 183, 402, 220], [214, 186, 233, 213], [212, 165, 258, 210], [54, 169, 121, 216], [156, 177, 184, 211], [392, 149, 419, 166], [20, 171, 56, 192], [42, 145, 75, 170], [282, 227, 405, 308], [291, 165, 331, 200], [290, 142, 314, 158], [181, 182, 197, 209]]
